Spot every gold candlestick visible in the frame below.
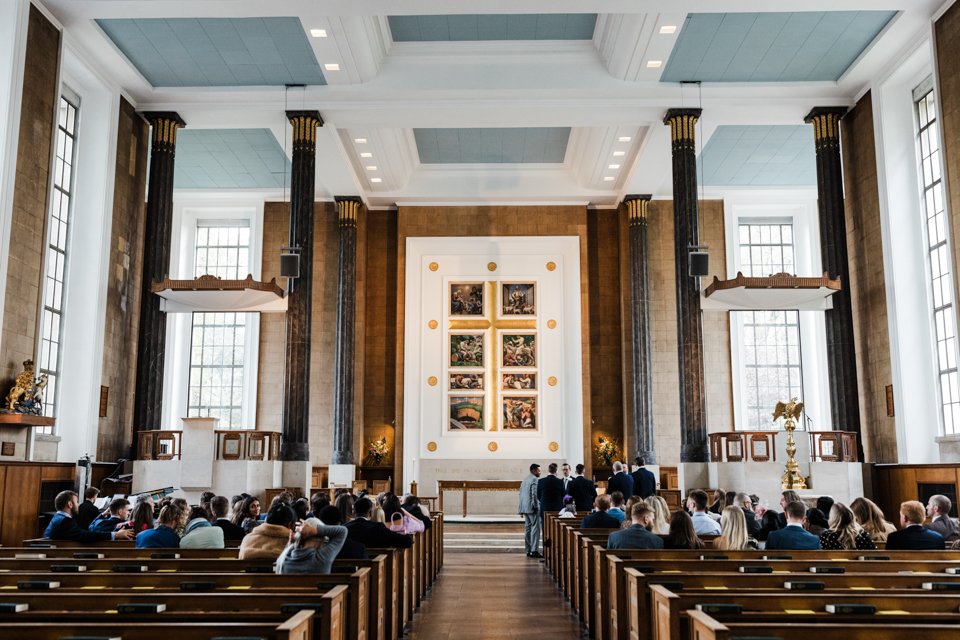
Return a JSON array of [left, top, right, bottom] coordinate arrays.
[[773, 398, 807, 490]]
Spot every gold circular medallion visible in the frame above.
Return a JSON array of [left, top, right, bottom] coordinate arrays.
[[487, 262, 497, 272], [487, 441, 498, 452], [428, 320, 438, 330], [428, 262, 439, 272], [547, 319, 557, 329], [549, 442, 559, 452], [548, 376, 558, 386], [546, 261, 557, 271], [427, 376, 438, 386], [426, 441, 438, 452]]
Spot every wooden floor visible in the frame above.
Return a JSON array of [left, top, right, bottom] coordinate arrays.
[[405, 552, 584, 639]]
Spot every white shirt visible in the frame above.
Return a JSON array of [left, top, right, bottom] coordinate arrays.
[[692, 511, 722, 535]]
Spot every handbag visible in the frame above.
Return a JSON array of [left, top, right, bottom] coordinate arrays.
[[388, 512, 408, 534]]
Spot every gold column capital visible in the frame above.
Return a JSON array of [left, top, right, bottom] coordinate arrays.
[[286, 110, 323, 148], [623, 194, 652, 226], [664, 108, 702, 146], [804, 107, 847, 147], [335, 196, 362, 227], [142, 111, 186, 149]]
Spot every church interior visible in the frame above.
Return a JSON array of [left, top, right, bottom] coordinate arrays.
[[2, 0, 960, 637]]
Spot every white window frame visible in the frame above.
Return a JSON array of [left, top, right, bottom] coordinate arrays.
[[163, 199, 264, 431], [724, 194, 830, 433]]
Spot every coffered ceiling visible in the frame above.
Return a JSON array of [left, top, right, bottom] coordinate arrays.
[[38, 0, 947, 207]]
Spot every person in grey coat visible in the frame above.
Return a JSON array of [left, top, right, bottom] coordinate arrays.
[[275, 518, 347, 574], [518, 463, 542, 558]]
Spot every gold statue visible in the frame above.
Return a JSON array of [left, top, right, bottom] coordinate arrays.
[[773, 398, 807, 490], [5, 359, 47, 415]]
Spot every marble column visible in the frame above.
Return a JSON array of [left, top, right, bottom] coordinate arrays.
[[280, 111, 322, 462], [805, 107, 863, 452], [625, 195, 656, 463], [664, 108, 708, 462], [133, 112, 184, 440], [331, 196, 361, 471]]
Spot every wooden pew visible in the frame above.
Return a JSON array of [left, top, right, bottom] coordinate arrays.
[[687, 609, 960, 640]]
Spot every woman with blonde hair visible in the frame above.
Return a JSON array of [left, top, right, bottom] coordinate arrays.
[[715, 505, 757, 550], [644, 495, 671, 535], [819, 503, 877, 550], [850, 497, 896, 542]]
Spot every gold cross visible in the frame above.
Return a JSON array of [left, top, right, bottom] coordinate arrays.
[[449, 281, 536, 431]]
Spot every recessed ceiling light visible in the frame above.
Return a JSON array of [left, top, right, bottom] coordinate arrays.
[[603, 176, 616, 182], [310, 28, 328, 38], [359, 152, 373, 158], [646, 60, 662, 69], [354, 138, 367, 144], [365, 165, 378, 171], [370, 177, 382, 183], [659, 25, 677, 35], [613, 151, 626, 157], [618, 136, 631, 143], [324, 63, 340, 71], [608, 164, 621, 170]]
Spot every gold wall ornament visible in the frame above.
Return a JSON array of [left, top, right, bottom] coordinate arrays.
[[426, 441, 438, 452], [487, 441, 498, 452], [487, 262, 497, 272], [549, 441, 559, 452], [286, 111, 323, 150], [428, 320, 438, 330], [546, 261, 557, 271], [548, 376, 558, 386], [624, 195, 652, 226], [774, 397, 808, 490], [143, 112, 186, 150], [429, 262, 439, 272], [336, 197, 362, 227], [547, 319, 557, 329], [427, 376, 438, 386]]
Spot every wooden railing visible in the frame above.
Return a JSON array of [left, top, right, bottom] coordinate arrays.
[[214, 430, 281, 460], [809, 430, 859, 462], [709, 431, 777, 462], [136, 430, 183, 460]]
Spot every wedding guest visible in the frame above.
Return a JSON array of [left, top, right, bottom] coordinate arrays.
[[850, 497, 896, 542], [819, 503, 877, 551], [664, 510, 704, 550]]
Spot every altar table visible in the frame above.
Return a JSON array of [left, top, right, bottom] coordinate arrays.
[[437, 480, 522, 517]]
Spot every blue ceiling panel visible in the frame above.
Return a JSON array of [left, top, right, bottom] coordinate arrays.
[[388, 14, 597, 42], [699, 125, 816, 187], [173, 129, 290, 189], [413, 128, 571, 164], [97, 17, 326, 87], [661, 11, 898, 82]]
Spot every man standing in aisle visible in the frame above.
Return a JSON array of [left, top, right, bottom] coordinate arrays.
[[561, 463, 573, 495], [519, 463, 542, 558]]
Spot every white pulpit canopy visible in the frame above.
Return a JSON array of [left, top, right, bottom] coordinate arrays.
[[151, 274, 287, 313], [701, 272, 841, 311]]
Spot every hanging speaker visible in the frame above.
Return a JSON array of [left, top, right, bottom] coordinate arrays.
[[280, 252, 300, 279], [689, 251, 709, 277]]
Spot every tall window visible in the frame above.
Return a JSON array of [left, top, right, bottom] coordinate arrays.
[[37, 94, 80, 430], [737, 221, 804, 430], [915, 80, 960, 435], [187, 222, 251, 428]]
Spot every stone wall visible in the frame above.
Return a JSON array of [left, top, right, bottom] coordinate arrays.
[[841, 92, 897, 463], [0, 6, 59, 389], [937, 3, 960, 303], [97, 98, 148, 461]]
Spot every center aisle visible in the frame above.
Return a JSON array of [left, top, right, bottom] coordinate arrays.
[[405, 552, 584, 639]]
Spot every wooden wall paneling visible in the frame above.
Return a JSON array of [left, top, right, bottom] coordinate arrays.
[[41, 464, 73, 481], [1, 465, 42, 546], [0, 466, 7, 547]]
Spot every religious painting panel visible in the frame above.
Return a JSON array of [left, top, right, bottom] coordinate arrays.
[[450, 333, 484, 368], [502, 395, 537, 430], [450, 282, 484, 317], [502, 373, 536, 390], [501, 282, 536, 316], [450, 373, 484, 390], [449, 395, 485, 430], [501, 332, 536, 368]]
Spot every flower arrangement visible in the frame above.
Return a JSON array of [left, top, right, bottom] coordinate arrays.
[[595, 435, 620, 467], [366, 437, 390, 466]]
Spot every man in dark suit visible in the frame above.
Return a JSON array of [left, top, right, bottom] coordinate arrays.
[[606, 461, 634, 499], [319, 506, 368, 560], [887, 500, 946, 550], [345, 497, 413, 548], [765, 501, 821, 550], [75, 486, 102, 530], [607, 503, 664, 549], [210, 495, 246, 541], [631, 457, 656, 499], [580, 495, 620, 529], [44, 490, 134, 542], [570, 464, 597, 512], [560, 463, 574, 495], [89, 497, 130, 533], [538, 462, 565, 515], [735, 492, 762, 538]]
